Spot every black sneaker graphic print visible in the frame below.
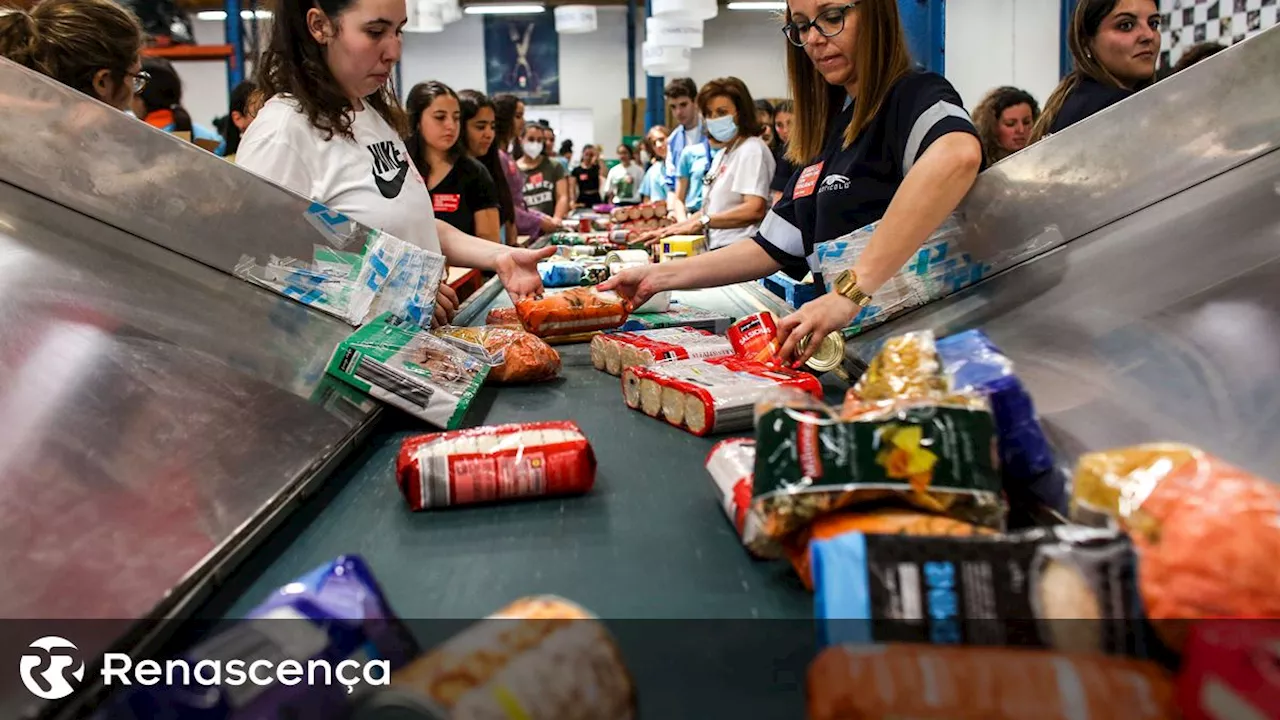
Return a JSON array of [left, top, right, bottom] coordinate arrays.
[[369, 140, 409, 199]]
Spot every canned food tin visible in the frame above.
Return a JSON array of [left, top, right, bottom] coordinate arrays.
[[583, 263, 610, 285], [727, 312, 781, 364], [799, 331, 849, 380], [605, 249, 651, 267], [390, 596, 636, 720]]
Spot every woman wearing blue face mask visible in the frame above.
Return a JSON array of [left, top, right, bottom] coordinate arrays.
[[639, 77, 775, 250]]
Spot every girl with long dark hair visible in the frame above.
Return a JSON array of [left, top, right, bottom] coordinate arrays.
[[237, 0, 552, 325], [458, 89, 517, 244], [492, 93, 558, 241]]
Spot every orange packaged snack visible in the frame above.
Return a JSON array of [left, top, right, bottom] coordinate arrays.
[[434, 325, 561, 384], [807, 644, 1176, 720], [785, 510, 993, 590], [1071, 444, 1280, 649], [485, 306, 522, 327], [514, 288, 628, 338]]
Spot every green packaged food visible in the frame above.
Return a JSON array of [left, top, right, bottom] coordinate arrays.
[[327, 313, 490, 429], [749, 400, 1005, 557]]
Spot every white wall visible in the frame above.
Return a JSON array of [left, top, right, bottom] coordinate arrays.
[[945, 0, 1061, 112]]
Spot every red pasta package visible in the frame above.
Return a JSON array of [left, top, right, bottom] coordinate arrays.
[[515, 288, 628, 338], [396, 422, 596, 510]]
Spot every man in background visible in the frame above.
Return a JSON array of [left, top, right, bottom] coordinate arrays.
[[661, 77, 702, 194]]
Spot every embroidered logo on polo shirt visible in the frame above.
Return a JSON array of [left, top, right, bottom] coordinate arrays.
[[819, 174, 851, 193], [368, 140, 409, 199]]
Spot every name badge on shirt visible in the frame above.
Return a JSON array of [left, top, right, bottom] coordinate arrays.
[[432, 193, 461, 213], [793, 162, 824, 199]]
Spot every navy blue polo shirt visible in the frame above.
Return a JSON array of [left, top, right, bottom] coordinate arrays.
[[754, 72, 979, 281]]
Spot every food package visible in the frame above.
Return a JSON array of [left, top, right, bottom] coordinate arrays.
[[327, 313, 490, 429], [390, 596, 636, 720], [618, 304, 733, 334], [590, 327, 733, 376], [486, 306, 522, 327], [842, 331, 951, 412], [396, 422, 596, 510], [706, 438, 760, 543], [1176, 622, 1280, 720], [937, 329, 1055, 486], [1070, 444, 1280, 649], [236, 216, 446, 328], [814, 215, 990, 336], [812, 525, 1148, 654], [622, 356, 823, 436], [515, 287, 629, 338], [95, 555, 419, 720], [659, 235, 707, 262], [432, 325, 560, 384], [785, 510, 994, 591], [631, 290, 672, 313], [538, 260, 586, 288], [749, 397, 1004, 558], [806, 644, 1176, 720]]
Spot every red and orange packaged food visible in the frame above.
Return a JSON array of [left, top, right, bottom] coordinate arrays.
[[807, 643, 1176, 720], [725, 312, 782, 365], [391, 595, 636, 720], [1177, 622, 1280, 720], [1071, 443, 1280, 649], [590, 327, 733, 376], [486, 306, 522, 327], [396, 422, 596, 510], [433, 325, 561, 384], [515, 287, 629, 338], [785, 510, 993, 590]]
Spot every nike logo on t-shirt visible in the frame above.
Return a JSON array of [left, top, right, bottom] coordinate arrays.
[[368, 140, 409, 199]]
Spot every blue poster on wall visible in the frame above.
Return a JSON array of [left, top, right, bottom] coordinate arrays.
[[484, 14, 560, 106]]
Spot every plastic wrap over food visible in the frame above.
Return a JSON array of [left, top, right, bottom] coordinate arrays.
[[390, 596, 636, 720], [1070, 444, 1280, 650], [538, 260, 587, 288], [618, 304, 733, 334], [237, 209, 445, 328], [590, 327, 733, 376], [432, 325, 561, 384], [326, 313, 490, 429], [937, 329, 1055, 483], [813, 526, 1148, 654], [486, 306, 522, 327], [622, 356, 823, 436], [1177, 622, 1280, 720], [785, 510, 993, 591], [396, 422, 596, 510], [807, 644, 1176, 720], [705, 439, 762, 546], [814, 215, 990, 335], [95, 555, 419, 720], [516, 287, 629, 338], [750, 396, 1004, 558]]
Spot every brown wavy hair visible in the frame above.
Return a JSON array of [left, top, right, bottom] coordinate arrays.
[[256, 0, 406, 141], [784, 0, 912, 165], [0, 0, 142, 100], [973, 86, 1039, 163], [1031, 0, 1156, 143], [696, 77, 765, 139]]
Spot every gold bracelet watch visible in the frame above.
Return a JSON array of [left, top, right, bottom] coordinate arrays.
[[833, 269, 873, 308]]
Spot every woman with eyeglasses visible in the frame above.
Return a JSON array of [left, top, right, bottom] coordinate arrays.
[[237, 0, 553, 327], [601, 0, 983, 365], [0, 0, 145, 112]]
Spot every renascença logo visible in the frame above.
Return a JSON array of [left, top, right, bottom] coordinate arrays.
[[20, 636, 85, 700]]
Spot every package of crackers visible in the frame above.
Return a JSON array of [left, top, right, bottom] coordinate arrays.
[[590, 327, 734, 376]]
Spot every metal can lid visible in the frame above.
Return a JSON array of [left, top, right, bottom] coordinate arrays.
[[801, 331, 846, 374], [346, 687, 450, 720]]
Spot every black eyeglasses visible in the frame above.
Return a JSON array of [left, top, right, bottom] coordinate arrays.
[[126, 70, 151, 93], [782, 2, 860, 48]]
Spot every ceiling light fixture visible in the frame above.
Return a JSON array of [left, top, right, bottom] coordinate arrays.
[[463, 3, 546, 14], [195, 9, 273, 20], [727, 1, 787, 10]]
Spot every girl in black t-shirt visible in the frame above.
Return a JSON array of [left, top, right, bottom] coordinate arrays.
[[459, 89, 516, 244], [571, 145, 605, 208], [407, 81, 501, 242], [1032, 0, 1161, 141]]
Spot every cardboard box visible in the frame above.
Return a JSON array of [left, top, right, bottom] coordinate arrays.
[[620, 98, 647, 138]]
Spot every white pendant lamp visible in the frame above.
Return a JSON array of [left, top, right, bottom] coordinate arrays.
[[646, 16, 703, 48], [642, 41, 692, 77], [406, 0, 444, 32], [653, 0, 717, 21], [555, 5, 597, 34], [438, 0, 462, 24]]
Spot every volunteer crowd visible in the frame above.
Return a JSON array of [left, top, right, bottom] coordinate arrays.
[[0, 0, 1219, 358]]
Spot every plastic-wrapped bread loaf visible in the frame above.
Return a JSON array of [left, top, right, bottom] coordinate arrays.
[[661, 386, 686, 426], [588, 327, 734, 376]]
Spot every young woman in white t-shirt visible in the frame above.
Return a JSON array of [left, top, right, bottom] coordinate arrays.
[[638, 77, 775, 250], [237, 0, 553, 325]]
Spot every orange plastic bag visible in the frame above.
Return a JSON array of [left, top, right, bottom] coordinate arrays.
[[808, 644, 1176, 720], [785, 510, 993, 590], [515, 288, 628, 338], [433, 326, 561, 384], [485, 307, 522, 327], [1072, 444, 1280, 649]]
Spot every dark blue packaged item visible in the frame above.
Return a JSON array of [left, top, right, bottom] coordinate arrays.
[[812, 526, 1151, 658], [936, 330, 1055, 486], [96, 555, 419, 720]]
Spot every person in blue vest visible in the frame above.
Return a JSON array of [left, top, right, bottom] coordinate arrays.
[[601, 0, 983, 365]]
